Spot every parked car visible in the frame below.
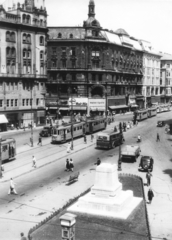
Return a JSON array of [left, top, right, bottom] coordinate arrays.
[[121, 145, 141, 162], [138, 156, 154, 172], [157, 121, 165, 127], [39, 125, 55, 137]]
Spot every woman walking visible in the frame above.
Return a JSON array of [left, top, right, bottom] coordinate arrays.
[[65, 159, 70, 171], [69, 159, 74, 172], [8, 178, 18, 195], [147, 188, 154, 204]]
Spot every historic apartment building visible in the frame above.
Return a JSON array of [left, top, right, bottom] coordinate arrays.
[[139, 40, 161, 108], [0, 0, 47, 130], [160, 54, 172, 103], [46, 0, 145, 119]]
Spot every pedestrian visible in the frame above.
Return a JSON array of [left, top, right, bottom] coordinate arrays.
[[37, 136, 42, 146], [67, 142, 71, 153], [65, 159, 70, 171], [32, 156, 37, 168], [147, 188, 154, 204], [84, 134, 87, 144], [156, 133, 160, 142], [1, 164, 4, 177], [91, 133, 94, 142], [69, 158, 74, 172], [94, 158, 101, 166], [146, 170, 152, 186], [23, 124, 25, 131], [20, 232, 27, 240], [136, 120, 138, 126], [8, 178, 18, 195], [30, 137, 33, 146], [114, 126, 117, 132]]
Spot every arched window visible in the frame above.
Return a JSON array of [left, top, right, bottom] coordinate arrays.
[[40, 50, 44, 60], [27, 49, 31, 59], [26, 15, 31, 24], [22, 14, 26, 23], [11, 32, 16, 42], [44, 20, 47, 27], [40, 19, 43, 26], [6, 31, 10, 41], [11, 48, 16, 57], [40, 36, 44, 45], [69, 34, 73, 39], [23, 49, 27, 58], [58, 33, 62, 38], [27, 34, 31, 43], [23, 33, 26, 43], [6, 47, 11, 57]]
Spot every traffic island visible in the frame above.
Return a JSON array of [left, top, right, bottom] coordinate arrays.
[[28, 173, 151, 240]]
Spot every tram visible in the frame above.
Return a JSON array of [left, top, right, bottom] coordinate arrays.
[[85, 118, 106, 134], [147, 107, 157, 118], [136, 109, 148, 121], [0, 138, 16, 163], [51, 117, 107, 144]]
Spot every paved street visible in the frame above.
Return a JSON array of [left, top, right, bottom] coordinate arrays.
[[0, 112, 172, 240]]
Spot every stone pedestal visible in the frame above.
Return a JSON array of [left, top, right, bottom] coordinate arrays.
[[68, 163, 142, 219]]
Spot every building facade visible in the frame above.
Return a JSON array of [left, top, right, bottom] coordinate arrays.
[[46, 0, 145, 121], [0, 0, 47, 130], [139, 40, 161, 108], [160, 54, 172, 103]]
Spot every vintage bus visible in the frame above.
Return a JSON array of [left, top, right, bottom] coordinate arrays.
[[0, 138, 16, 163], [96, 129, 124, 149]]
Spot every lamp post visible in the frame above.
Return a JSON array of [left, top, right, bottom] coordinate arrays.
[[30, 81, 34, 147], [68, 86, 74, 150]]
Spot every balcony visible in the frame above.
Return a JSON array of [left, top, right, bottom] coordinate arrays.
[[0, 73, 47, 79]]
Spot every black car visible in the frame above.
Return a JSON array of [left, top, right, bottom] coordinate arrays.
[[157, 121, 165, 127], [138, 156, 154, 172], [39, 125, 55, 137]]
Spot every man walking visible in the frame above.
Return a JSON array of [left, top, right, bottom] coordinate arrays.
[[8, 178, 18, 195], [91, 133, 94, 142], [156, 133, 160, 142], [32, 156, 37, 168], [37, 135, 42, 146], [1, 165, 4, 177], [146, 170, 152, 186], [83, 134, 86, 143], [147, 188, 154, 204]]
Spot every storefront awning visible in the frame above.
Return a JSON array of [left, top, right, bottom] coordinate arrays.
[[130, 104, 138, 108], [109, 105, 129, 110], [90, 107, 105, 111], [59, 107, 69, 110], [0, 115, 8, 124], [69, 106, 87, 110]]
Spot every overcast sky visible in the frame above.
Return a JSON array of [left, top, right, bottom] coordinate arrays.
[[1, 0, 172, 54]]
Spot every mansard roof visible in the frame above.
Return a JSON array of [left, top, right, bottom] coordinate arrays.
[[83, 17, 101, 28]]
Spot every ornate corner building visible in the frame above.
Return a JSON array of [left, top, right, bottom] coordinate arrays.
[[0, 0, 47, 130], [46, 0, 146, 119]]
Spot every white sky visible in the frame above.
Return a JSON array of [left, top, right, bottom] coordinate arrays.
[[1, 0, 172, 54]]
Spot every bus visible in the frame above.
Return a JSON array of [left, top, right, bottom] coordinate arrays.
[[0, 138, 16, 163], [96, 129, 124, 149]]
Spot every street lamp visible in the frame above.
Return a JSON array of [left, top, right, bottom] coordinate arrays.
[[30, 81, 34, 147], [68, 86, 74, 150]]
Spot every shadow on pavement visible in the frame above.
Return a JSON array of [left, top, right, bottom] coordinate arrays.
[[163, 169, 172, 179]]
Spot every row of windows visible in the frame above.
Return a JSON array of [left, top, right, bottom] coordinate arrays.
[[6, 31, 45, 45], [0, 98, 42, 107], [22, 14, 47, 27]]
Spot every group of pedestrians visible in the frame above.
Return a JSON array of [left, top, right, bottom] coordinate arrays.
[[65, 158, 74, 172]]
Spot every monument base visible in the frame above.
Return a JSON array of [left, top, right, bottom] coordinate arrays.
[[68, 191, 142, 219]]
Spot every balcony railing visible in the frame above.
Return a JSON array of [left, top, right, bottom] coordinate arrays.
[[0, 73, 47, 78]]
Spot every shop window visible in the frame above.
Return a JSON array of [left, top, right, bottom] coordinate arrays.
[[58, 33, 62, 38], [40, 51, 44, 60], [36, 98, 39, 105], [26, 99, 29, 106], [0, 100, 3, 107], [11, 99, 14, 107]]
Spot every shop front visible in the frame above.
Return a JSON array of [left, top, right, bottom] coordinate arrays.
[[135, 95, 145, 109], [88, 98, 105, 117], [107, 97, 128, 114], [0, 114, 8, 132], [68, 98, 88, 116]]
